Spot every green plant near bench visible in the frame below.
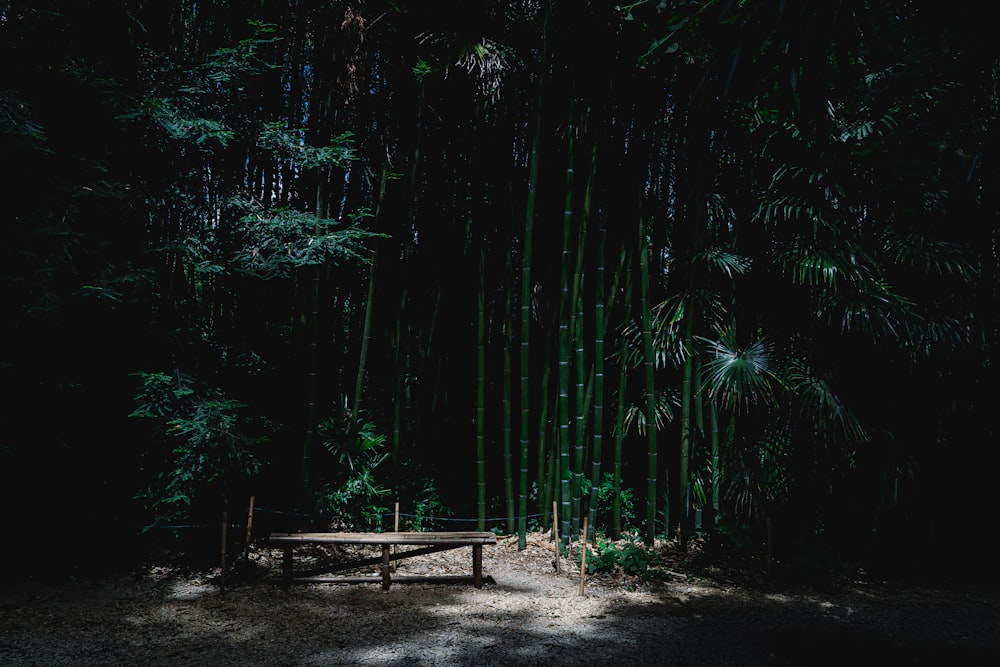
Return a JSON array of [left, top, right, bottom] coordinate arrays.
[[575, 537, 651, 576]]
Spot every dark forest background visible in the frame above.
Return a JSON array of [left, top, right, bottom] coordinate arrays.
[[2, 1, 997, 581]]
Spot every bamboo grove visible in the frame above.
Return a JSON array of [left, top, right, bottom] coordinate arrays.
[[2, 1, 998, 572]]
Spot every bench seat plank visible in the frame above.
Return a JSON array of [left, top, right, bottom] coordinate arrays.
[[269, 531, 497, 545]]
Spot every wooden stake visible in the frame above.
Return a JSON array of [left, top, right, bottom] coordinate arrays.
[[220, 511, 228, 593], [393, 501, 400, 572], [243, 495, 255, 559], [579, 517, 588, 596], [552, 501, 560, 574]]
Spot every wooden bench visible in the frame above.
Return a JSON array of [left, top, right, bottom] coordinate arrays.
[[268, 531, 498, 590]]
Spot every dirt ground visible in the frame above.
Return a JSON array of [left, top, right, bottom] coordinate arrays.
[[2, 532, 998, 666]]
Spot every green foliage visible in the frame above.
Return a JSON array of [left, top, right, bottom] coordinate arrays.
[[0, 90, 47, 146], [724, 420, 793, 520], [314, 419, 391, 531], [692, 247, 752, 279], [143, 97, 235, 148], [580, 473, 638, 532], [621, 288, 729, 371], [129, 371, 195, 419], [622, 388, 680, 436], [314, 470, 390, 532], [698, 327, 779, 413], [227, 203, 380, 279], [320, 417, 387, 473], [118, 20, 281, 152], [131, 371, 264, 532], [784, 359, 865, 443], [412, 58, 433, 82], [407, 479, 454, 531], [576, 537, 651, 577], [258, 122, 357, 170], [711, 511, 755, 550], [196, 21, 281, 84], [882, 230, 978, 279]]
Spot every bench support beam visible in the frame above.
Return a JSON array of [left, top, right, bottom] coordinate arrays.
[[269, 532, 497, 590]]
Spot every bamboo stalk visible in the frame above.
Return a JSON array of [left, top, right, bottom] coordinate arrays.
[[503, 256, 516, 535], [579, 517, 588, 596], [640, 216, 659, 546], [477, 251, 487, 531]]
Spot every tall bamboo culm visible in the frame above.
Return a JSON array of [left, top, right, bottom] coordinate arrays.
[[588, 221, 607, 541], [503, 255, 516, 535], [519, 90, 540, 551], [610, 249, 632, 540], [557, 102, 576, 548], [640, 217, 659, 546], [476, 251, 487, 531], [522, 0, 550, 546]]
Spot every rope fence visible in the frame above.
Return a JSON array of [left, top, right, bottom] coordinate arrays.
[[139, 507, 550, 533]]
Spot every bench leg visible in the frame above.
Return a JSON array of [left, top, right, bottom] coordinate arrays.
[[381, 545, 392, 590], [282, 547, 293, 584], [473, 544, 483, 588]]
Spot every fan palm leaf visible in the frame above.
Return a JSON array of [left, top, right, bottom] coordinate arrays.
[[698, 328, 778, 413]]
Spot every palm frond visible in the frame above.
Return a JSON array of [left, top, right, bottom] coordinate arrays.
[[897, 311, 971, 358], [725, 420, 792, 519], [882, 230, 979, 280], [698, 327, 778, 413], [829, 98, 900, 144], [621, 296, 686, 370], [619, 289, 731, 371], [775, 236, 877, 289], [648, 295, 688, 367], [818, 277, 912, 339], [755, 195, 840, 232], [622, 388, 681, 436], [692, 247, 752, 279], [785, 359, 865, 443]]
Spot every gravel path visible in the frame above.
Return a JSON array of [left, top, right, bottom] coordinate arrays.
[[2, 533, 998, 666]]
